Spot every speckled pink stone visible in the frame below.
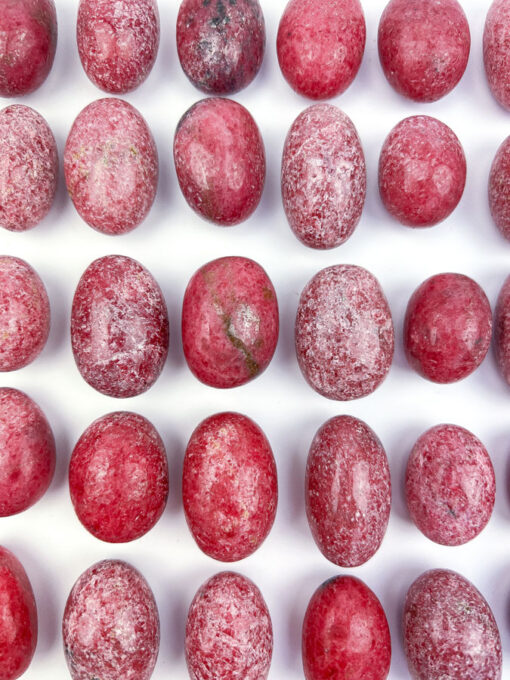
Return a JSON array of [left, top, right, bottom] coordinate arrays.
[[495, 275, 510, 386], [281, 104, 366, 250], [63, 560, 160, 680], [0, 105, 58, 232], [182, 256, 279, 389], [404, 273, 492, 384], [378, 0, 470, 103], [186, 571, 273, 680], [0, 388, 55, 518], [306, 416, 391, 568], [69, 412, 168, 543], [277, 0, 366, 100], [489, 136, 510, 240], [404, 569, 502, 680], [71, 255, 169, 398], [295, 265, 394, 401], [77, 0, 159, 94], [0, 256, 50, 372], [0, 546, 37, 680], [0, 0, 57, 97], [379, 115, 466, 227], [64, 98, 158, 235], [174, 97, 265, 226], [485, 0, 510, 111], [302, 576, 391, 680], [177, 0, 265, 95], [405, 424, 495, 546], [183, 412, 277, 562]]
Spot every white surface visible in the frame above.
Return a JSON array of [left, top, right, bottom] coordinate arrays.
[[2, 0, 510, 678]]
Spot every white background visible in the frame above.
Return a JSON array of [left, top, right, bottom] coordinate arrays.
[[2, 0, 510, 678]]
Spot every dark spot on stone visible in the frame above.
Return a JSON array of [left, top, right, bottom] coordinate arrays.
[[223, 313, 259, 378], [211, 0, 230, 27], [203, 0, 211, 5], [262, 287, 273, 301]]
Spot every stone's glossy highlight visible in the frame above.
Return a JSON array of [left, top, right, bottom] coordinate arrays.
[[77, 0, 160, 94], [379, 116, 466, 227], [485, 0, 510, 111], [69, 412, 168, 543], [0, 388, 55, 518], [277, 0, 366, 100], [0, 0, 57, 97], [406, 424, 495, 546], [378, 0, 470, 103], [0, 547, 37, 680], [404, 569, 502, 680], [186, 572, 273, 680], [183, 412, 277, 562], [295, 265, 394, 401], [64, 98, 158, 235], [182, 256, 278, 389], [0, 257, 50, 372], [63, 560, 160, 680], [0, 105, 58, 232], [495, 275, 510, 386], [489, 136, 510, 240], [302, 576, 391, 680], [174, 98, 265, 226], [404, 273, 492, 384], [177, 0, 265, 95], [281, 104, 366, 249], [306, 416, 391, 567], [71, 255, 169, 398]]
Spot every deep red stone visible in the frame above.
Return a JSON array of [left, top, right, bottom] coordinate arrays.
[[183, 412, 277, 562], [182, 256, 278, 389], [484, 0, 510, 111], [277, 0, 366, 100], [306, 416, 391, 567], [379, 115, 466, 227], [489, 136, 510, 240], [69, 411, 168, 543], [404, 273, 492, 383], [174, 97, 265, 226], [378, 0, 470, 102], [302, 576, 391, 680]]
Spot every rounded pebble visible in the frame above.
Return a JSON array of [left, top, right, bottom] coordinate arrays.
[[77, 0, 160, 94], [0, 0, 57, 97], [0, 546, 37, 680], [71, 255, 169, 398], [277, 0, 366, 100], [65, 98, 158, 235], [306, 416, 391, 567], [281, 103, 366, 249], [0, 105, 58, 232], [484, 0, 510, 111], [174, 97, 265, 226], [182, 256, 279, 389], [404, 569, 502, 680], [489, 136, 510, 241], [0, 388, 55, 518], [405, 424, 495, 546], [63, 559, 160, 680], [302, 576, 391, 680], [177, 0, 265, 95], [378, 0, 470, 102], [404, 273, 492, 383], [183, 412, 277, 562], [379, 115, 466, 227], [186, 571, 273, 680], [295, 264, 394, 401], [0, 256, 50, 372], [69, 412, 168, 543]]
